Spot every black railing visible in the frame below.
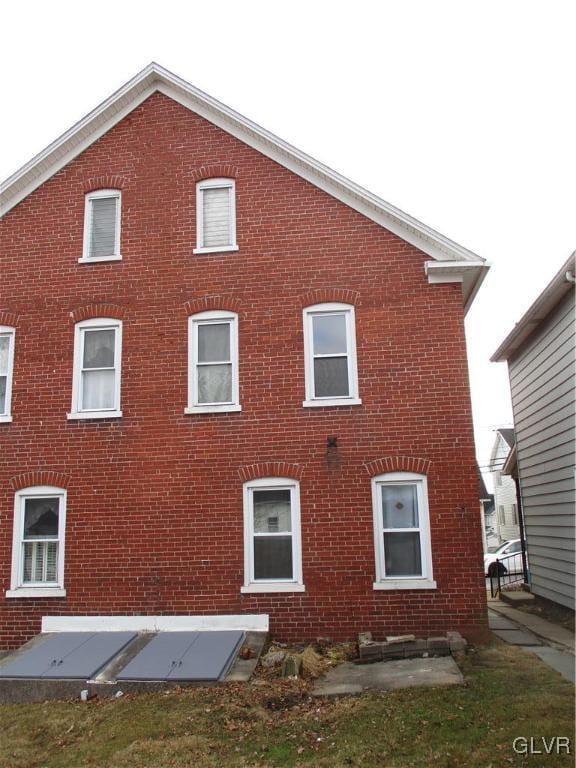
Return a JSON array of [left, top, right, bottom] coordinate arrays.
[[489, 551, 525, 598]]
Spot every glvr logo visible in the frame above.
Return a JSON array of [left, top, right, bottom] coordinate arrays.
[[513, 737, 571, 755]]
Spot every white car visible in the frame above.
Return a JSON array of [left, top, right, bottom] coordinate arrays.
[[484, 539, 524, 577]]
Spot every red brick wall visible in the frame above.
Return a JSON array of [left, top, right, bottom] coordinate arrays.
[[0, 93, 487, 648]]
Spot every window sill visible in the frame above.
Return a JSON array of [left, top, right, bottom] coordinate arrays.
[[0, 415, 13, 423], [67, 411, 122, 420], [303, 398, 362, 408], [241, 583, 306, 594], [193, 245, 239, 255], [78, 254, 122, 263], [6, 588, 67, 599], [184, 404, 242, 414], [373, 579, 437, 591]]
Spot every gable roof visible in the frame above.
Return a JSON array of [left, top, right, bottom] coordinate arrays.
[[491, 252, 575, 361], [498, 428, 516, 449], [488, 428, 515, 471], [0, 63, 488, 310]]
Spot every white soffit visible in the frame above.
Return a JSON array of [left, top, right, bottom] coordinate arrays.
[[0, 63, 488, 307]]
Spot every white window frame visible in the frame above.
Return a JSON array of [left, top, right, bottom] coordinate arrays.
[[372, 472, 436, 590], [241, 477, 304, 593], [80, 189, 122, 263], [0, 326, 15, 423], [185, 311, 240, 414], [68, 318, 123, 420], [302, 303, 361, 407], [7, 486, 67, 598], [193, 178, 238, 254]]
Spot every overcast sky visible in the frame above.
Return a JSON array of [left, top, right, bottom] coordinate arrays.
[[2, 1, 574, 486]]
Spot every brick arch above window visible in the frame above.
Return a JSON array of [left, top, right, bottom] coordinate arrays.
[[238, 462, 305, 483], [9, 471, 70, 492], [184, 295, 242, 316], [69, 304, 127, 324], [0, 310, 19, 327], [364, 456, 432, 477], [299, 288, 360, 308], [190, 164, 239, 182], [82, 176, 128, 193]]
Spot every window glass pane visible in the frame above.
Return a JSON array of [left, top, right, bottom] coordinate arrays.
[[0, 376, 6, 414], [508, 541, 521, 553], [24, 498, 59, 539], [254, 536, 293, 580], [381, 485, 419, 528], [314, 357, 349, 397], [197, 323, 230, 362], [253, 490, 292, 533], [83, 329, 115, 368], [312, 314, 347, 354], [23, 541, 58, 583], [384, 532, 422, 576], [82, 369, 115, 409], [202, 187, 231, 247], [90, 196, 117, 257], [0, 335, 9, 374], [197, 364, 232, 404]]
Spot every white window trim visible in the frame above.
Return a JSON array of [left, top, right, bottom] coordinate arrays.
[[302, 303, 361, 408], [68, 317, 123, 420], [371, 472, 436, 591], [7, 486, 67, 598], [193, 178, 238, 254], [0, 326, 15, 423], [241, 477, 304, 593], [185, 310, 240, 414], [80, 189, 122, 263]]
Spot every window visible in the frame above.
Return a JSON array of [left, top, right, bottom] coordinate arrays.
[[186, 311, 240, 413], [242, 478, 304, 593], [0, 326, 15, 422], [81, 189, 122, 262], [69, 318, 122, 419], [372, 472, 435, 590], [498, 505, 505, 525], [511, 503, 518, 525], [194, 178, 238, 254], [302, 303, 360, 407], [8, 487, 66, 598]]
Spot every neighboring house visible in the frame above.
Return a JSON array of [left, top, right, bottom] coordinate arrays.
[[477, 466, 496, 552], [489, 429, 520, 543], [492, 254, 575, 609], [0, 63, 489, 649]]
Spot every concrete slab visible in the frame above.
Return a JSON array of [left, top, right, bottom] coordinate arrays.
[[225, 632, 267, 682], [488, 613, 518, 630], [489, 603, 575, 651], [525, 647, 575, 684], [492, 629, 541, 646], [312, 656, 463, 697]]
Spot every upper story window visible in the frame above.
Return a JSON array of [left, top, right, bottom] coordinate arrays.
[[186, 311, 240, 414], [372, 472, 436, 590], [81, 189, 122, 262], [241, 477, 304, 593], [68, 318, 122, 420], [8, 486, 67, 598], [302, 303, 361, 407], [193, 178, 238, 254], [0, 326, 15, 422]]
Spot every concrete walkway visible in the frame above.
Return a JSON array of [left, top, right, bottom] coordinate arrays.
[[488, 599, 575, 683]]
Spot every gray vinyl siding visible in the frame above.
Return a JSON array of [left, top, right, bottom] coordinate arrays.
[[509, 289, 575, 608]]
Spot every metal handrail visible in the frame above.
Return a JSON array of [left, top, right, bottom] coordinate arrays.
[[489, 551, 526, 598]]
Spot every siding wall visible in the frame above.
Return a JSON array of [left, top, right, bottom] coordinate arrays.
[[491, 435, 520, 543], [510, 290, 575, 608]]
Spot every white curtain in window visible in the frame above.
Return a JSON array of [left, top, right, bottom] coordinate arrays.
[[90, 197, 117, 257], [202, 187, 231, 247]]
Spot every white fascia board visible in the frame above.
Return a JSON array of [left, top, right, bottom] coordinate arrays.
[[1, 63, 484, 272], [425, 260, 490, 314], [42, 613, 269, 633]]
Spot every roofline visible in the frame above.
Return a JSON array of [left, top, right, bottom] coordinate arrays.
[[501, 444, 517, 476], [491, 252, 576, 361], [1, 63, 485, 273]]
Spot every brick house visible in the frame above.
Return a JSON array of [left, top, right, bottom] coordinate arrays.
[[0, 63, 489, 649]]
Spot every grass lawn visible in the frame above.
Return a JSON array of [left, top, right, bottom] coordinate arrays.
[[1, 640, 573, 768]]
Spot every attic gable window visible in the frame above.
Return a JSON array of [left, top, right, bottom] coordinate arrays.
[[194, 179, 238, 255], [81, 190, 122, 262]]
